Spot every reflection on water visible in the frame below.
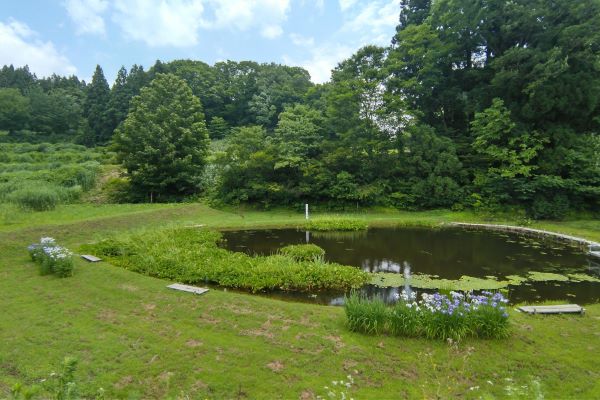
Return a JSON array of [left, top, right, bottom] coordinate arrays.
[[220, 227, 600, 305]]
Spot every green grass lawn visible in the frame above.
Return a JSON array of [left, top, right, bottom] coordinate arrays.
[[1, 203, 599, 399]]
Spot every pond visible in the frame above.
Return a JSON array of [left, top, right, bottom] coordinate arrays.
[[221, 227, 600, 305]]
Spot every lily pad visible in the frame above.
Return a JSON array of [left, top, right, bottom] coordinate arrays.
[[527, 271, 569, 282], [567, 273, 600, 283], [370, 273, 509, 291], [505, 275, 528, 285]]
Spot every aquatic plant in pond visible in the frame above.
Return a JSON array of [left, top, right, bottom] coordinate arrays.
[[83, 228, 369, 293], [279, 243, 325, 262], [344, 290, 510, 340], [28, 237, 74, 277], [305, 217, 368, 231]]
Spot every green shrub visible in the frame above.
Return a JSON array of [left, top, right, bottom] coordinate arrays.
[[528, 194, 570, 220], [84, 228, 369, 293], [305, 217, 368, 231], [279, 243, 325, 261], [102, 177, 132, 203], [344, 292, 388, 335]]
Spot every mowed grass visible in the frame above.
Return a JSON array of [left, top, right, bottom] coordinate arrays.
[[1, 203, 600, 398]]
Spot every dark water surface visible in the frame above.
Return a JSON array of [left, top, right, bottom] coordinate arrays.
[[220, 227, 600, 305]]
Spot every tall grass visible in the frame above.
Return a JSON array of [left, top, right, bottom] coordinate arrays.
[[344, 293, 388, 334], [8, 183, 82, 211], [0, 143, 111, 210]]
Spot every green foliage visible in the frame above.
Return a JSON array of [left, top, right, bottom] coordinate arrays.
[[279, 243, 325, 261], [114, 73, 210, 201], [207, 116, 230, 139], [82, 227, 369, 292], [388, 300, 422, 337], [344, 292, 388, 335], [305, 217, 368, 231], [0, 88, 30, 132], [101, 177, 132, 203]]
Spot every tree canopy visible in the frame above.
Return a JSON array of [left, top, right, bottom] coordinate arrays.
[[1, 0, 599, 216], [113, 73, 210, 201]]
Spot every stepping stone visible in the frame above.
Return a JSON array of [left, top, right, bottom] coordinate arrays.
[[517, 304, 584, 315], [81, 255, 102, 262], [167, 283, 209, 295]]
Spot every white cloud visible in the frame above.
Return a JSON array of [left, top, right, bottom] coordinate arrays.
[[207, 0, 290, 38], [341, 0, 399, 46], [284, 0, 399, 83], [64, 0, 109, 35], [338, 0, 358, 12], [261, 24, 283, 39], [0, 19, 77, 77], [284, 43, 354, 84], [289, 33, 314, 47], [111, 0, 205, 47]]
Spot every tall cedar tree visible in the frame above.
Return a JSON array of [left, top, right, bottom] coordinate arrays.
[[114, 73, 210, 201], [83, 65, 111, 145], [107, 66, 130, 133]]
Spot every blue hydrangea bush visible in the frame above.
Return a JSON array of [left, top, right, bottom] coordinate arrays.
[[28, 237, 74, 277]]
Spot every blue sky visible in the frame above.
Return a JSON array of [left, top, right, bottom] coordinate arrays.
[[0, 0, 400, 84]]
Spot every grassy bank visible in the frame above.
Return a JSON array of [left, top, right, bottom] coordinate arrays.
[[1, 203, 599, 398]]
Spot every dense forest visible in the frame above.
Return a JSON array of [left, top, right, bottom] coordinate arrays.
[[1, 0, 599, 218]]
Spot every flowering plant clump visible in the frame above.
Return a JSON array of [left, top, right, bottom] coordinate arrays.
[[28, 237, 75, 277], [344, 290, 510, 340]]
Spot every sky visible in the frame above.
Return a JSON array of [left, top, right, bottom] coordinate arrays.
[[0, 0, 400, 84]]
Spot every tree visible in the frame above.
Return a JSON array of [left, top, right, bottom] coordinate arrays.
[[28, 87, 82, 138], [114, 73, 210, 201], [208, 116, 230, 139], [83, 65, 111, 145], [107, 66, 130, 133], [0, 88, 30, 132]]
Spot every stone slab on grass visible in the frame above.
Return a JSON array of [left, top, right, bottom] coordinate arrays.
[[81, 255, 102, 262], [517, 304, 584, 315], [167, 283, 209, 295]]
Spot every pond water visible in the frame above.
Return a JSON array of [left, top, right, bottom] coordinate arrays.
[[220, 227, 600, 305]]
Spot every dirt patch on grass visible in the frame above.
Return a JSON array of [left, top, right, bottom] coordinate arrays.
[[325, 335, 345, 350], [186, 339, 203, 347], [115, 375, 134, 389], [119, 283, 139, 292], [266, 360, 284, 372], [97, 309, 118, 323], [199, 313, 221, 325]]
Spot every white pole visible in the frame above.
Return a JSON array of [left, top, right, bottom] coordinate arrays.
[[305, 203, 309, 220]]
